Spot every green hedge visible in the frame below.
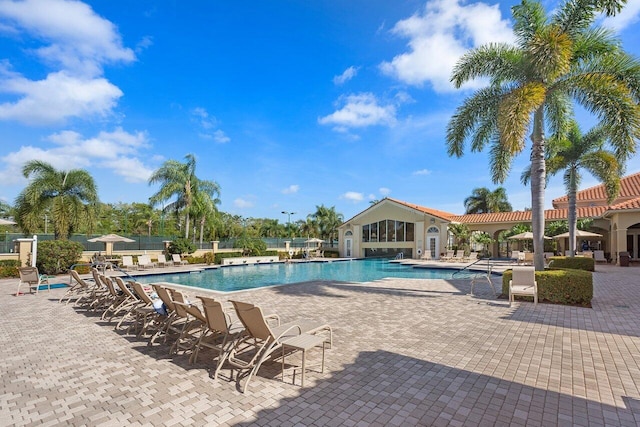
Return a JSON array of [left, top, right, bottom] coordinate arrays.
[[214, 252, 244, 265], [548, 256, 594, 272], [502, 268, 593, 306], [37, 240, 84, 275], [0, 259, 20, 278]]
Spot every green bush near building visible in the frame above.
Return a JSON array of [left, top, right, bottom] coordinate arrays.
[[548, 256, 595, 272], [37, 240, 84, 275], [0, 259, 20, 278], [502, 268, 593, 306]]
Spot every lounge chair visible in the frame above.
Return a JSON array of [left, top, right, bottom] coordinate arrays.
[[156, 254, 169, 267], [126, 281, 161, 337], [420, 251, 432, 261], [169, 298, 207, 356], [59, 269, 93, 305], [137, 255, 156, 269], [172, 254, 189, 266], [594, 250, 607, 264], [452, 250, 466, 262], [440, 250, 455, 261], [121, 255, 138, 271], [16, 266, 49, 295], [509, 266, 538, 307], [227, 300, 331, 392]]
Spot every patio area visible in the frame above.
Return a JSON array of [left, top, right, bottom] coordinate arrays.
[[1, 264, 640, 426]]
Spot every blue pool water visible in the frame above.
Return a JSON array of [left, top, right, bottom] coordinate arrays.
[[135, 258, 491, 293]]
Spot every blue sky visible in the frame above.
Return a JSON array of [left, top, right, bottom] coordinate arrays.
[[1, 0, 640, 223]]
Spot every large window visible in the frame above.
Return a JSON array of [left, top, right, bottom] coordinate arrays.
[[361, 219, 415, 243]]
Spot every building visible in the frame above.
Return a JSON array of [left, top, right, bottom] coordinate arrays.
[[337, 172, 640, 265]]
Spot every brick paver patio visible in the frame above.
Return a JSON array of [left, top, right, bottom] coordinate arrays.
[[1, 264, 640, 426]]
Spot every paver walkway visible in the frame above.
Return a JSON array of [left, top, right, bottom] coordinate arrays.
[[1, 264, 640, 426]]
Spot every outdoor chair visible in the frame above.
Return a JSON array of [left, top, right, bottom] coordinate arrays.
[[137, 255, 156, 269], [16, 266, 49, 296], [156, 254, 169, 267], [452, 250, 465, 262], [594, 250, 608, 264], [172, 254, 189, 266], [126, 281, 161, 337], [169, 297, 208, 356], [227, 300, 331, 392], [121, 255, 138, 271], [59, 269, 93, 305], [509, 266, 538, 307], [440, 250, 455, 261]]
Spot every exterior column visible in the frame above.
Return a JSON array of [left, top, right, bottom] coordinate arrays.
[[615, 228, 628, 265], [212, 240, 219, 254], [14, 238, 33, 267]]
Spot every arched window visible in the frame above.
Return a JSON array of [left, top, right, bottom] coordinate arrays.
[[345, 231, 353, 236], [427, 226, 439, 234]]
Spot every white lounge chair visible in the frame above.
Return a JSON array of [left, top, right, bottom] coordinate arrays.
[[509, 266, 538, 306], [137, 255, 156, 269], [156, 254, 170, 267], [121, 255, 138, 271], [594, 250, 607, 264], [172, 254, 189, 266]]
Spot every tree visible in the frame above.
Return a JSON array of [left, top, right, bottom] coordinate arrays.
[[464, 187, 512, 214], [448, 223, 470, 253], [308, 205, 343, 247], [524, 121, 626, 255], [446, 0, 640, 270], [148, 154, 220, 239], [14, 161, 98, 239]]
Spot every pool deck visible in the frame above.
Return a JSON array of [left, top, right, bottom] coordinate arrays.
[[2, 263, 640, 426]]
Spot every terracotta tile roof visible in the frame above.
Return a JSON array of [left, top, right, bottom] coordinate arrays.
[[552, 171, 640, 205], [451, 206, 607, 224], [606, 197, 640, 211], [386, 198, 457, 221]]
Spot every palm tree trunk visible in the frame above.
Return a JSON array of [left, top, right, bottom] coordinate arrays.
[[568, 174, 578, 256], [199, 217, 204, 248], [184, 212, 190, 239], [530, 107, 546, 271]]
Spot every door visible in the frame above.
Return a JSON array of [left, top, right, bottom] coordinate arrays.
[[428, 236, 438, 259], [345, 238, 352, 257]]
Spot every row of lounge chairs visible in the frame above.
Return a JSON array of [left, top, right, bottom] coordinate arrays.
[[424, 250, 479, 262], [59, 268, 332, 392], [120, 254, 189, 271]]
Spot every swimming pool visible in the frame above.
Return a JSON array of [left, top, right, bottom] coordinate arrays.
[[135, 259, 494, 293]]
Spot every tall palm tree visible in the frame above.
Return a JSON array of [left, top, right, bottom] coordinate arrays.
[[191, 190, 220, 246], [464, 187, 512, 214], [148, 154, 220, 239], [448, 223, 470, 253], [14, 160, 99, 239], [524, 120, 625, 255], [309, 205, 344, 247], [447, 0, 640, 270]]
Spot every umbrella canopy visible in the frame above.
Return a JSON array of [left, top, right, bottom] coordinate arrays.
[[304, 238, 324, 243], [88, 233, 135, 243], [88, 233, 135, 255], [0, 218, 16, 225], [508, 232, 551, 240], [552, 230, 603, 239]]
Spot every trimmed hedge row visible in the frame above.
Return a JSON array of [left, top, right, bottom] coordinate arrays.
[[502, 268, 593, 306], [548, 256, 595, 272], [0, 259, 20, 278]]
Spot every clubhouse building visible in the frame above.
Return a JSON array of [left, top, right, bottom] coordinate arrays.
[[337, 172, 640, 266]]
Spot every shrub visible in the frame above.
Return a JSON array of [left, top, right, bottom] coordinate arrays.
[[73, 264, 92, 274], [214, 252, 244, 265], [37, 240, 84, 275], [323, 249, 340, 258], [0, 259, 20, 278], [203, 252, 215, 265], [168, 238, 196, 255], [502, 268, 592, 306], [548, 256, 594, 272], [233, 237, 267, 256]]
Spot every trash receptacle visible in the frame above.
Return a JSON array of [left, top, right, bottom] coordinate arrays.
[[619, 251, 630, 267]]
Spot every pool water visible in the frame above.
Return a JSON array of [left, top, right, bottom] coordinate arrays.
[[135, 258, 491, 293]]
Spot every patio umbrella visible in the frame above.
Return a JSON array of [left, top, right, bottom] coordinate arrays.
[[0, 218, 16, 225], [552, 230, 603, 239], [304, 238, 324, 243], [88, 234, 135, 255], [508, 232, 551, 240]]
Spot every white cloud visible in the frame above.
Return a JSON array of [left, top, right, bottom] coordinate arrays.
[[380, 0, 514, 92], [0, 0, 134, 76], [602, 0, 640, 31], [341, 191, 364, 202], [413, 169, 432, 175], [333, 66, 359, 85], [282, 184, 300, 194], [319, 93, 397, 130], [0, 127, 153, 184], [191, 107, 230, 143], [135, 35, 153, 53], [0, 0, 134, 125], [234, 198, 254, 209], [0, 70, 123, 124], [379, 187, 391, 196]]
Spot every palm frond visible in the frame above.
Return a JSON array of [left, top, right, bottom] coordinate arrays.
[[497, 82, 546, 154], [451, 44, 523, 88]]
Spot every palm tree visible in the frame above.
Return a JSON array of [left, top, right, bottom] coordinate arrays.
[[308, 205, 344, 247], [191, 190, 220, 247], [448, 223, 471, 254], [446, 0, 640, 270], [14, 160, 98, 239], [464, 187, 512, 214], [148, 154, 221, 239], [524, 121, 626, 255]]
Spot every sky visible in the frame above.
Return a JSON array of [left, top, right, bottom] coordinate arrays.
[[1, 0, 640, 224]]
